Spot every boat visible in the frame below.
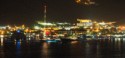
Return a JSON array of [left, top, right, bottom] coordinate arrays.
[[10, 30, 26, 41], [60, 37, 74, 43]]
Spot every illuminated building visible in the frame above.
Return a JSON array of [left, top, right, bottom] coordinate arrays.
[[77, 19, 92, 28]]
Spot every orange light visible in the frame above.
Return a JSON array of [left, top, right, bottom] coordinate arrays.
[[75, 0, 81, 3]]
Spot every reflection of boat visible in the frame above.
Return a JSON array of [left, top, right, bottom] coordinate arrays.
[[60, 38, 73, 43]]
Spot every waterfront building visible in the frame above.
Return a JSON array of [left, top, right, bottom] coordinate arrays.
[[77, 19, 92, 28]]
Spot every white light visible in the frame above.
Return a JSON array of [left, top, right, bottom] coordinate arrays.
[[0, 35, 4, 38], [65, 27, 71, 30], [99, 22, 106, 25], [28, 38, 31, 40], [38, 22, 55, 26], [1, 38, 4, 46], [34, 26, 40, 29]]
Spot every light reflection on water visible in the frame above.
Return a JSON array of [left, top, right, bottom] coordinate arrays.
[[16, 40, 21, 49], [0, 38, 4, 47], [0, 37, 4, 58], [41, 42, 49, 57], [16, 40, 21, 58], [0, 38, 125, 58]]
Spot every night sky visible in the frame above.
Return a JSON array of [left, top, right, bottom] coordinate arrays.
[[0, 0, 125, 26]]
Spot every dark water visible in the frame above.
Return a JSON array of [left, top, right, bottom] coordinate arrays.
[[0, 38, 125, 58]]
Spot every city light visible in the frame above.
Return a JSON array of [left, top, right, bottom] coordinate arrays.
[[75, 0, 96, 5], [34, 26, 40, 30], [38, 21, 56, 26]]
